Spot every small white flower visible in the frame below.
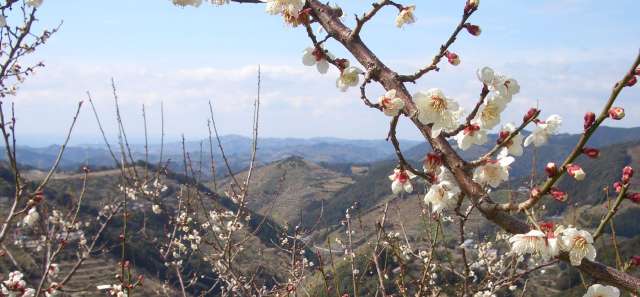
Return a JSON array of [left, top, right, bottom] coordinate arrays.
[[378, 89, 405, 116], [559, 227, 596, 266], [302, 47, 333, 74], [473, 151, 514, 188], [424, 167, 460, 213], [264, 0, 305, 16], [582, 284, 619, 297], [336, 66, 361, 92], [477, 66, 495, 85], [172, 0, 201, 7], [475, 95, 507, 129], [388, 168, 416, 194], [23, 208, 40, 227], [509, 230, 547, 257], [414, 88, 462, 137], [26, 0, 43, 8], [152, 204, 162, 214], [499, 123, 524, 156], [524, 115, 562, 147], [395, 5, 416, 28], [455, 123, 487, 151]]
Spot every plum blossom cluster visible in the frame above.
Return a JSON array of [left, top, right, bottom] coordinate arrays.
[[509, 224, 596, 266]]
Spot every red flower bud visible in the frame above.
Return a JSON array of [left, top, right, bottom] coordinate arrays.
[[545, 162, 558, 177], [464, 0, 479, 13], [609, 107, 625, 120], [631, 255, 640, 266], [627, 192, 640, 203], [622, 166, 634, 184], [446, 51, 460, 66], [582, 147, 600, 159], [550, 187, 568, 202], [539, 221, 555, 234], [583, 112, 596, 131], [463, 23, 481, 36], [423, 152, 443, 173], [523, 108, 539, 123], [613, 181, 623, 193], [566, 164, 586, 181], [497, 130, 510, 144], [626, 75, 637, 87]]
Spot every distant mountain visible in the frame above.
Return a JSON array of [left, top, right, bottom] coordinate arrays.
[[3, 135, 421, 173]]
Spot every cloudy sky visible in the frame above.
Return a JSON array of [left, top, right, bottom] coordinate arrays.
[[9, 0, 640, 145]]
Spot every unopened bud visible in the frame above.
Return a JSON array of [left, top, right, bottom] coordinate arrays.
[[463, 23, 481, 36], [613, 181, 623, 193], [446, 51, 460, 66], [530, 187, 541, 198], [635, 67, 640, 76], [626, 76, 637, 87], [631, 255, 640, 266], [464, 0, 479, 13], [497, 130, 510, 144], [545, 162, 558, 177], [582, 147, 600, 159], [583, 112, 596, 131], [566, 164, 586, 181], [423, 152, 443, 173], [523, 108, 539, 123], [627, 192, 640, 203], [622, 166, 634, 184], [609, 107, 625, 120], [550, 187, 567, 202]]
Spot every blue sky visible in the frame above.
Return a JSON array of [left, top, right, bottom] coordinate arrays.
[[11, 0, 640, 145]]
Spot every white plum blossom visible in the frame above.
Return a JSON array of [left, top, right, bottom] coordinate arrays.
[[582, 284, 620, 297], [388, 168, 416, 194], [473, 151, 514, 188], [414, 88, 462, 137], [2, 271, 28, 294], [336, 66, 361, 92], [152, 204, 162, 214], [378, 89, 405, 116], [22, 208, 40, 227], [509, 230, 547, 258], [455, 123, 487, 151], [499, 122, 524, 156], [395, 5, 416, 28], [26, 0, 43, 8], [424, 167, 460, 213], [475, 95, 507, 129], [302, 47, 333, 74], [172, 0, 202, 7], [559, 227, 596, 266], [477, 66, 495, 85], [524, 115, 563, 147], [264, 0, 305, 16]]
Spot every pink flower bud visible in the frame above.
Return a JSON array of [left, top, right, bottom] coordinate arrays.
[[463, 23, 481, 36], [446, 51, 460, 66], [583, 112, 596, 131], [582, 147, 600, 159], [622, 166, 634, 184], [523, 108, 539, 123], [566, 164, 586, 181], [613, 181, 623, 193], [545, 162, 558, 177], [627, 192, 640, 203], [530, 187, 541, 198], [609, 107, 625, 120], [550, 187, 568, 202], [626, 76, 637, 87]]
